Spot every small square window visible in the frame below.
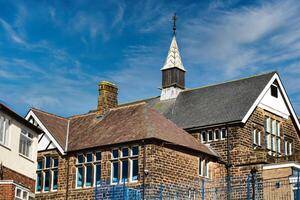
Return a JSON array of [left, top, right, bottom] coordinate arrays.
[[95, 152, 101, 161], [132, 146, 139, 156], [77, 154, 84, 164], [112, 149, 119, 159], [271, 85, 278, 98], [86, 153, 93, 162]]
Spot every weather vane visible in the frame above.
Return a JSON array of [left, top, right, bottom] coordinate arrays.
[[172, 13, 177, 36]]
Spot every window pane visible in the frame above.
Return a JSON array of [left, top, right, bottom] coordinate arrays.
[[3, 119, 9, 145], [37, 160, 43, 170], [23, 191, 28, 199], [122, 160, 128, 182], [132, 159, 138, 181], [45, 156, 51, 168], [53, 158, 58, 168], [77, 154, 84, 164], [85, 165, 93, 187], [95, 152, 101, 161], [36, 172, 42, 192], [132, 146, 139, 156], [52, 170, 58, 190], [0, 116, 4, 143], [201, 132, 207, 142], [208, 131, 213, 141], [86, 153, 93, 162], [95, 164, 101, 185], [253, 129, 257, 144], [112, 162, 118, 183], [271, 85, 278, 98], [122, 148, 129, 157], [221, 129, 227, 139], [198, 158, 202, 176], [77, 167, 83, 187], [204, 160, 209, 177], [215, 130, 220, 140], [112, 149, 119, 159], [16, 188, 21, 197], [44, 171, 50, 191], [272, 121, 276, 135]]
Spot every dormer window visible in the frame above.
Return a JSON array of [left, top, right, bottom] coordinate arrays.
[[271, 85, 278, 98]]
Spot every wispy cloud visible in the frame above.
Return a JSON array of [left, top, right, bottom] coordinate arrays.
[[0, 18, 26, 44]]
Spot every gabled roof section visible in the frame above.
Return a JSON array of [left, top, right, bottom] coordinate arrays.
[[0, 103, 42, 134], [67, 103, 218, 157], [30, 108, 68, 151], [161, 36, 185, 71], [141, 72, 276, 129]]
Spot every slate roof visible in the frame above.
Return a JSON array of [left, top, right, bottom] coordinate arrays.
[[31, 108, 68, 149], [31, 104, 218, 157], [123, 71, 276, 129]]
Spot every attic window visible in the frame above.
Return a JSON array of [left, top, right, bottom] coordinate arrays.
[[271, 85, 278, 98]]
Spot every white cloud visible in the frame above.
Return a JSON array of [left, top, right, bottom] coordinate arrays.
[[0, 18, 26, 45]]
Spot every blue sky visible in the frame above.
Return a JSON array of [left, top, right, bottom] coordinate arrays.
[[0, 0, 299, 117]]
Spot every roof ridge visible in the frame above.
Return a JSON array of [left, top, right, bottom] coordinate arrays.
[[183, 71, 277, 93], [68, 111, 97, 119], [111, 102, 146, 111], [119, 96, 159, 107], [31, 107, 68, 121], [69, 102, 146, 119]]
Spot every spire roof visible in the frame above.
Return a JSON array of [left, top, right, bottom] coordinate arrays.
[[161, 36, 185, 71]]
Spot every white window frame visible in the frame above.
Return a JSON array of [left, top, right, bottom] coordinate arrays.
[[111, 146, 139, 185], [15, 187, 29, 200], [94, 151, 102, 186], [201, 131, 207, 143], [0, 115, 10, 147], [76, 152, 102, 189], [221, 128, 227, 140], [214, 129, 220, 141], [207, 130, 213, 142], [253, 129, 257, 145], [19, 129, 33, 159], [110, 160, 119, 185], [198, 158, 209, 178]]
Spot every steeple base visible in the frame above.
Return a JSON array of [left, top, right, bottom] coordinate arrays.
[[160, 86, 183, 100]]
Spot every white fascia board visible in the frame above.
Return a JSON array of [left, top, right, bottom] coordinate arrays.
[[242, 73, 300, 132], [263, 162, 300, 170], [258, 103, 289, 119], [25, 110, 65, 155]]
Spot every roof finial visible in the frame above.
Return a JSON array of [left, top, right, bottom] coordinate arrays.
[[172, 13, 177, 36]]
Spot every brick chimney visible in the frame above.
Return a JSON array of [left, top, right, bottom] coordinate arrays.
[[98, 81, 118, 114]]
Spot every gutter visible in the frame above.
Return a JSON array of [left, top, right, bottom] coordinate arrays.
[[184, 120, 242, 132]]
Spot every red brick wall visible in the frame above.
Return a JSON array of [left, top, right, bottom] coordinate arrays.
[[0, 184, 15, 200], [2, 166, 35, 193]]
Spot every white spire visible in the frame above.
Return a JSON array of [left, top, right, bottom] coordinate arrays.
[[161, 36, 185, 71]]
